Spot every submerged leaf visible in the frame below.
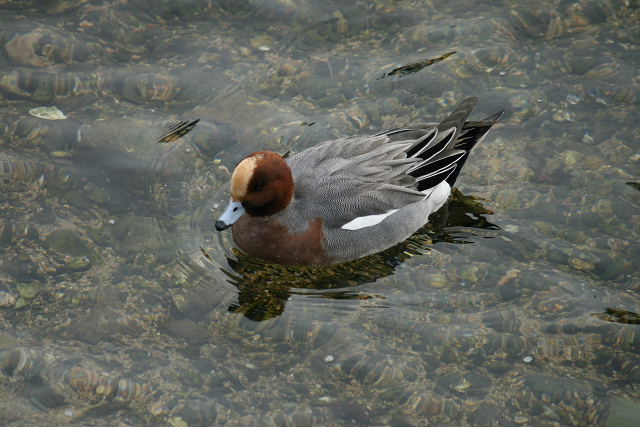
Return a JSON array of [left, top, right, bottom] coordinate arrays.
[[29, 106, 67, 120], [378, 51, 456, 80]]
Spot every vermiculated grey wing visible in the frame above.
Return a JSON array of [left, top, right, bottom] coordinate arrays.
[[288, 135, 426, 228], [285, 97, 503, 228]]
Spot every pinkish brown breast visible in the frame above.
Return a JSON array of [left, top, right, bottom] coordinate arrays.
[[232, 216, 328, 265]]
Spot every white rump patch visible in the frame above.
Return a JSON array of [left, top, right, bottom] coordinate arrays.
[[423, 181, 451, 213], [341, 209, 399, 230]]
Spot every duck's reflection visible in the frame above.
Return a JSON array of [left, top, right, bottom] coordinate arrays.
[[223, 189, 499, 321]]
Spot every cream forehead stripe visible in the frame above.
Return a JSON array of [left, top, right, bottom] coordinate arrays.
[[231, 156, 259, 200]]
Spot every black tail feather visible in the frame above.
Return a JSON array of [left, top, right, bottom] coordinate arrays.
[[445, 109, 504, 186], [379, 99, 503, 191]]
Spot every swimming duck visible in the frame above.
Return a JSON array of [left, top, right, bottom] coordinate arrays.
[[215, 97, 502, 265]]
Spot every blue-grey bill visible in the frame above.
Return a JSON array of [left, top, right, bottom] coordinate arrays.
[[215, 199, 244, 231]]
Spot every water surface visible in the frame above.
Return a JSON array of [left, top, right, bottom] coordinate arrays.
[[0, 1, 639, 426]]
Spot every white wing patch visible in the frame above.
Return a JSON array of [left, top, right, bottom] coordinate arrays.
[[341, 209, 399, 230], [340, 181, 452, 231]]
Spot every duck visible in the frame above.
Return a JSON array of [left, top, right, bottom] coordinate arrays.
[[215, 97, 503, 265]]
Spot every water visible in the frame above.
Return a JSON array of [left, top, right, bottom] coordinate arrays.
[[0, 1, 639, 425]]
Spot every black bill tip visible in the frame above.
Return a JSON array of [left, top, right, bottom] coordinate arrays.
[[215, 220, 230, 231]]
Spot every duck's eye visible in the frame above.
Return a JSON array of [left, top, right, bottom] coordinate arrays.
[[251, 180, 265, 192]]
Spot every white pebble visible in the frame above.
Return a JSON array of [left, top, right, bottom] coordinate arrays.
[[514, 415, 529, 424], [566, 94, 580, 105], [582, 133, 594, 144], [504, 224, 520, 233], [324, 355, 334, 363]]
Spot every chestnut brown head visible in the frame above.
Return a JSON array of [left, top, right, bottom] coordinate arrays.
[[216, 151, 294, 231]]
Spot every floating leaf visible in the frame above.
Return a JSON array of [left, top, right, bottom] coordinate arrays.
[[157, 119, 200, 143], [378, 51, 456, 80], [626, 181, 640, 192], [592, 307, 640, 324]]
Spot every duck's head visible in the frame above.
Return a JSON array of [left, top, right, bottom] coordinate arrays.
[[215, 151, 294, 231]]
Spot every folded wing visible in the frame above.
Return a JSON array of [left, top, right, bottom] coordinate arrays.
[[288, 97, 502, 228]]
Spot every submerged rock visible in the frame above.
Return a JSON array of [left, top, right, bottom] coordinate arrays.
[[45, 229, 94, 258], [606, 396, 640, 427]]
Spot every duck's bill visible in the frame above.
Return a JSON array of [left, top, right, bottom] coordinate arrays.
[[215, 199, 244, 231]]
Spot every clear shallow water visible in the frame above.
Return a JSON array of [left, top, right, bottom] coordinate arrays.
[[0, 0, 639, 426]]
